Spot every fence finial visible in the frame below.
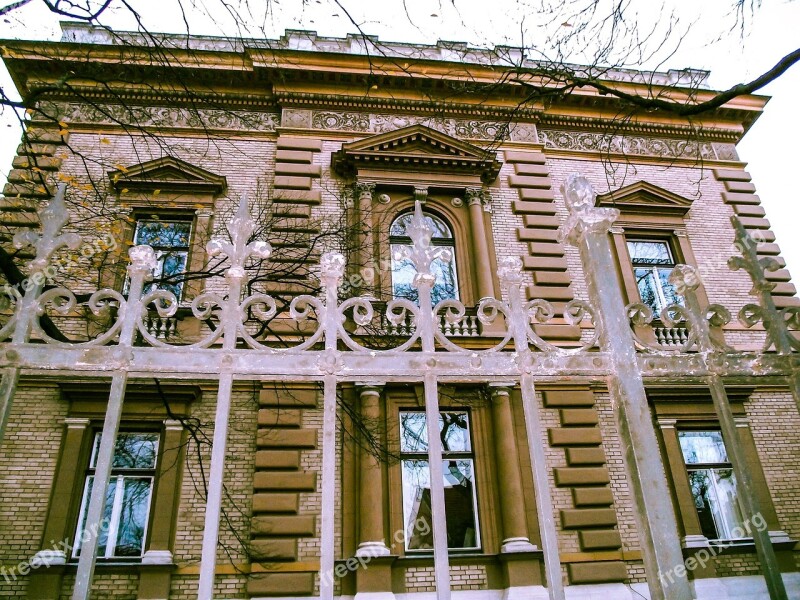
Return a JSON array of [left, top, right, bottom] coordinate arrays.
[[206, 194, 272, 279], [558, 174, 619, 246], [14, 183, 81, 273]]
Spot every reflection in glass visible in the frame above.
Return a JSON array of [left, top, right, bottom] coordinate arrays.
[[74, 433, 158, 558], [627, 239, 680, 315], [399, 411, 479, 551], [132, 219, 192, 299], [680, 431, 745, 541], [390, 211, 459, 304]]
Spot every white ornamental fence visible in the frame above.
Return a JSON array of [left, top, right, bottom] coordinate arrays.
[[0, 175, 797, 600]]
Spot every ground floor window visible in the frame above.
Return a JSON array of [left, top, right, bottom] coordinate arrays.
[[679, 430, 746, 541], [74, 432, 159, 558], [399, 410, 480, 551]]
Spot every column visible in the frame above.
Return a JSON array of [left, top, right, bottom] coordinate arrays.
[[355, 182, 376, 290], [355, 384, 389, 557], [466, 187, 495, 301], [489, 383, 537, 553]]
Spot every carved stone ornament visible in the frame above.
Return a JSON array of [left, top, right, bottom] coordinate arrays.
[[539, 128, 738, 161], [41, 101, 279, 133]]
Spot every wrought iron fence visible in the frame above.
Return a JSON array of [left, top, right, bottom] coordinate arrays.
[[0, 176, 797, 600]]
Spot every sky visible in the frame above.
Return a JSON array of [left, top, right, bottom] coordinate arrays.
[[0, 0, 797, 284]]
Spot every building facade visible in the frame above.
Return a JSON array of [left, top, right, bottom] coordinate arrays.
[[0, 22, 798, 600]]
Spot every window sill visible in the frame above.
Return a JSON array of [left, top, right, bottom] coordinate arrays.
[[395, 551, 542, 567]]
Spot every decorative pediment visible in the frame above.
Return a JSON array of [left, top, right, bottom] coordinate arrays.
[[331, 124, 502, 184], [596, 181, 693, 217], [108, 156, 227, 195]]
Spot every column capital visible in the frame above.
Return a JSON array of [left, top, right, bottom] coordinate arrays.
[[557, 174, 619, 247], [194, 208, 214, 219], [413, 186, 428, 204], [354, 181, 376, 198], [164, 419, 184, 431], [356, 382, 385, 398], [657, 418, 677, 429], [487, 382, 515, 399], [64, 417, 90, 429]]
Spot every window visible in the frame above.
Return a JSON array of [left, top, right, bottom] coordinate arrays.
[[390, 211, 459, 305], [626, 239, 681, 315], [74, 432, 159, 559], [399, 410, 479, 551], [679, 431, 746, 541], [132, 218, 192, 300]]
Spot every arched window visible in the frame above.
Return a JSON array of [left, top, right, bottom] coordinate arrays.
[[390, 211, 459, 304]]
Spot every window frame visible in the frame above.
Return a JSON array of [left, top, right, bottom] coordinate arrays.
[[625, 236, 682, 317], [389, 209, 461, 305], [398, 408, 482, 553], [127, 213, 195, 302], [72, 431, 160, 560], [678, 429, 747, 543]]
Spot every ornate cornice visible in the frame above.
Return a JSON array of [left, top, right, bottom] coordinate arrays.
[[537, 114, 741, 142]]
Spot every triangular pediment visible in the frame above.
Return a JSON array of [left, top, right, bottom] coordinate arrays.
[[332, 124, 502, 183], [596, 181, 693, 216], [108, 156, 227, 195]]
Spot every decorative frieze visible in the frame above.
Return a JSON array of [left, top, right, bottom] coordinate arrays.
[[38, 101, 279, 132], [283, 108, 537, 141], [539, 128, 738, 161]]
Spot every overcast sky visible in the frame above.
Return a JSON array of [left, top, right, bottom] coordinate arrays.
[[0, 0, 797, 288]]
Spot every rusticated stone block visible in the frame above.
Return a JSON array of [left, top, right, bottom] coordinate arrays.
[[252, 492, 300, 513], [255, 450, 301, 469], [504, 150, 546, 164], [259, 385, 318, 407], [276, 137, 323, 152], [274, 175, 312, 190], [566, 447, 606, 466], [257, 428, 317, 448], [250, 538, 298, 561], [542, 389, 595, 407], [554, 467, 610, 486], [253, 471, 316, 491], [560, 508, 618, 529], [252, 515, 316, 536], [560, 408, 599, 426], [572, 486, 614, 506], [578, 529, 622, 550], [258, 409, 302, 427], [548, 427, 602, 446], [567, 561, 627, 583], [246, 572, 315, 596]]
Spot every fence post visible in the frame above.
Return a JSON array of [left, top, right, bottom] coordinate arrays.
[[497, 256, 564, 600], [72, 245, 157, 600], [197, 196, 271, 600], [669, 264, 788, 600], [558, 174, 691, 600]]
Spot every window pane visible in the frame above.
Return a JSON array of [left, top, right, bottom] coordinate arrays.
[[134, 220, 191, 249], [91, 433, 159, 470], [74, 476, 115, 557], [400, 412, 471, 453], [390, 212, 453, 239], [679, 431, 729, 464], [391, 245, 459, 304], [114, 477, 153, 556], [657, 267, 681, 307], [401, 459, 479, 550], [687, 469, 721, 540], [627, 240, 673, 265], [711, 468, 746, 539], [634, 267, 660, 312]]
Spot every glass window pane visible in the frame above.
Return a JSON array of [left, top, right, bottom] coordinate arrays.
[[74, 476, 115, 557], [391, 245, 459, 304], [91, 433, 159, 470], [401, 459, 479, 550], [634, 267, 660, 312], [400, 412, 471, 454], [657, 267, 681, 307], [114, 477, 153, 556], [390, 212, 453, 239], [686, 469, 721, 540], [627, 240, 673, 265], [134, 220, 191, 249], [712, 468, 746, 539], [679, 431, 729, 464]]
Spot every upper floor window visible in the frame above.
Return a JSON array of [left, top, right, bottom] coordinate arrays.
[[132, 217, 192, 300], [626, 239, 681, 316], [74, 432, 159, 559], [399, 410, 479, 551], [679, 431, 745, 541], [390, 211, 459, 305]]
